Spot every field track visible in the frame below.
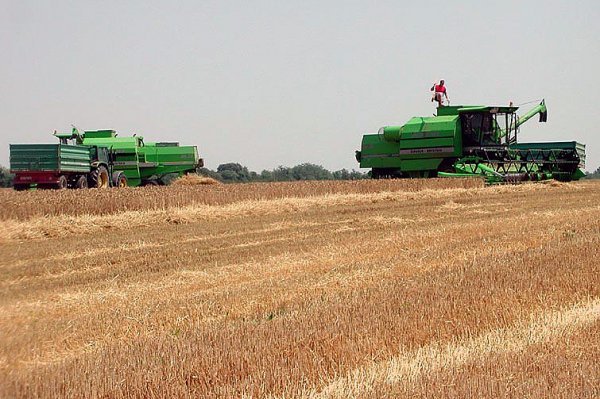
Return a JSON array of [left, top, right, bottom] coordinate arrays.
[[1, 179, 599, 398]]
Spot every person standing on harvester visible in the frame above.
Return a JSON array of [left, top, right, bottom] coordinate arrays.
[[431, 80, 449, 107]]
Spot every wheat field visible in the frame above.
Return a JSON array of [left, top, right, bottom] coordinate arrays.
[[0, 179, 598, 398]]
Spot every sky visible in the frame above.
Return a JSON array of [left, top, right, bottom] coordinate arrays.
[[1, 0, 599, 172]]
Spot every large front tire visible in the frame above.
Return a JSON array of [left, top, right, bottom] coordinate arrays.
[[89, 166, 110, 188]]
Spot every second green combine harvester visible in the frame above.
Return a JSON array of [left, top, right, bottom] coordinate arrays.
[[356, 100, 585, 183], [10, 128, 203, 190]]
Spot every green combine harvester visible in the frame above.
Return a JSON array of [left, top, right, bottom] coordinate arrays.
[[10, 128, 203, 190], [356, 100, 586, 183]]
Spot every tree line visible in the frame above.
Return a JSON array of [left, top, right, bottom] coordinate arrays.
[[197, 163, 367, 183], [587, 166, 600, 179]]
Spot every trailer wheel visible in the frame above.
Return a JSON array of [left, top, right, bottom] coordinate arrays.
[[112, 171, 128, 188], [57, 175, 68, 190], [76, 175, 89, 189], [89, 166, 110, 189], [13, 184, 29, 191]]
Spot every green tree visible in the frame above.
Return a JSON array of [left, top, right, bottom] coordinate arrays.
[[216, 163, 251, 182], [348, 170, 367, 180], [219, 170, 239, 182], [260, 170, 274, 182], [271, 166, 292, 181], [0, 166, 14, 187], [332, 169, 350, 180], [290, 163, 332, 180], [197, 167, 223, 181], [587, 166, 600, 179]]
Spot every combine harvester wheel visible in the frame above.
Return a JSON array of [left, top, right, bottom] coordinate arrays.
[[89, 166, 110, 189], [56, 175, 68, 190], [75, 175, 88, 189], [112, 171, 128, 188]]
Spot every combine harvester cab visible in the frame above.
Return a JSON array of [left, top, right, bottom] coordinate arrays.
[[10, 128, 203, 190], [356, 100, 585, 183]]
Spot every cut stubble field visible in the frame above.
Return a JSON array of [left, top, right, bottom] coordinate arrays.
[[0, 179, 599, 398]]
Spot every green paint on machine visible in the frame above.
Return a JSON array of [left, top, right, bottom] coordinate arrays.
[[10, 129, 203, 190], [356, 100, 586, 183]]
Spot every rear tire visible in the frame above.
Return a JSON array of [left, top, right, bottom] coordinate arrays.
[[76, 175, 89, 189], [13, 184, 29, 191], [56, 175, 68, 190], [112, 171, 128, 188], [89, 166, 110, 188]]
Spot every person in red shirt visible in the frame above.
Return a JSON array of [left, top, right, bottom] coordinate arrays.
[[430, 80, 449, 107]]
